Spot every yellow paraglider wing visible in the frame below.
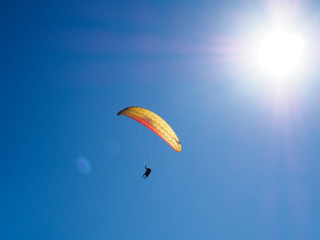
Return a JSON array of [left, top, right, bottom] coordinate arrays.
[[117, 106, 181, 152]]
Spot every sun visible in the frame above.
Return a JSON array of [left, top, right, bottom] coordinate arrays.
[[255, 29, 307, 78], [239, 22, 314, 89]]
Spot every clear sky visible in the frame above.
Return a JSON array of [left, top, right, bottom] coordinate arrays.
[[2, 0, 320, 239]]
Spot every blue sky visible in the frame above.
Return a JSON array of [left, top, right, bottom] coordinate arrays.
[[1, 0, 320, 239]]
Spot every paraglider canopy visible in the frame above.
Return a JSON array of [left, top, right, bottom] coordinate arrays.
[[117, 106, 181, 152]]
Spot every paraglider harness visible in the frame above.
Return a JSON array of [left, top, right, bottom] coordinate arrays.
[[142, 166, 151, 179]]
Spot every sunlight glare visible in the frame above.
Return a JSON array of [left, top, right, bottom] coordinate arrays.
[[256, 30, 306, 77]]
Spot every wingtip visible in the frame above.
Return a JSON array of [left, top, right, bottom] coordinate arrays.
[[117, 107, 128, 116]]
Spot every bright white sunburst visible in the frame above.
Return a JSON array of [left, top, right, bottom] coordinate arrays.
[[256, 30, 306, 77]]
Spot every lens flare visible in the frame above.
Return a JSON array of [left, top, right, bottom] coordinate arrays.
[[107, 141, 120, 155], [76, 156, 92, 174]]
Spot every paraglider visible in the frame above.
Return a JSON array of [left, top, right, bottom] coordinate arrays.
[[142, 166, 152, 179], [117, 106, 182, 179]]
